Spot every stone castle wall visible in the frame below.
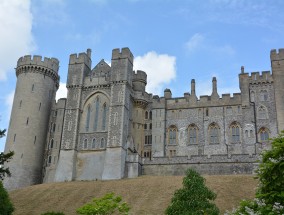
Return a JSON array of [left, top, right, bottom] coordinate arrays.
[[4, 48, 284, 190]]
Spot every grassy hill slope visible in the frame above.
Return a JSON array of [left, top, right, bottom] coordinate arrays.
[[9, 175, 257, 215]]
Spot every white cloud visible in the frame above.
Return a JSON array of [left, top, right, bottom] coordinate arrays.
[[185, 33, 205, 53], [134, 51, 176, 95], [0, 0, 35, 81], [56, 82, 67, 101]]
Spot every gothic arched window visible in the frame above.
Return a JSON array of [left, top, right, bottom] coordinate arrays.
[[258, 106, 267, 119], [145, 111, 148, 119], [92, 138, 96, 149], [168, 125, 178, 145], [86, 104, 91, 132], [260, 90, 268, 101], [209, 123, 219, 144], [188, 124, 198, 144], [50, 139, 54, 149], [93, 96, 100, 131], [102, 103, 107, 130], [100, 138, 105, 148], [84, 139, 88, 149], [259, 128, 269, 142], [230, 122, 241, 143]]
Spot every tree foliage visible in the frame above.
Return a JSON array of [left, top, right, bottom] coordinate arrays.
[[76, 192, 130, 215], [0, 181, 14, 215], [165, 169, 219, 215], [226, 131, 284, 215], [0, 129, 14, 180]]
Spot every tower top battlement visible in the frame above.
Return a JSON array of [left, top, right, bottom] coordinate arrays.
[[133, 70, 147, 84], [112, 47, 133, 64], [17, 55, 59, 73], [69, 49, 92, 68], [270, 48, 284, 61]]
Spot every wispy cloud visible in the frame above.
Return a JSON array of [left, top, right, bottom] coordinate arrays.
[[185, 33, 235, 56], [134, 51, 176, 95], [185, 33, 205, 53], [0, 0, 35, 81]]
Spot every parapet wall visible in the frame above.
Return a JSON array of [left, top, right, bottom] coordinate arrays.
[[17, 55, 59, 73], [270, 48, 284, 61], [112, 47, 133, 64], [143, 154, 259, 175], [69, 52, 91, 68]]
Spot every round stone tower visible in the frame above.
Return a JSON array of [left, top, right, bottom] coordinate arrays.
[[4, 55, 59, 190]]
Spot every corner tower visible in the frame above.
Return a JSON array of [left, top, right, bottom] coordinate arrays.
[[271, 49, 284, 132], [102, 48, 133, 179], [4, 55, 59, 190]]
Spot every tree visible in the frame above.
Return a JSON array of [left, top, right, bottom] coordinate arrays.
[[0, 181, 14, 215], [165, 169, 219, 215], [226, 131, 284, 215], [76, 192, 130, 215], [0, 129, 14, 180], [0, 129, 14, 215]]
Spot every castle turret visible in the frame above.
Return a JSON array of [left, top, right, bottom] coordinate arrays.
[[271, 49, 284, 132], [133, 70, 147, 92], [211, 77, 219, 99], [4, 55, 59, 190]]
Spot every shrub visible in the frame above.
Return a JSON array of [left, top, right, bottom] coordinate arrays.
[[226, 131, 284, 215], [76, 192, 130, 215], [0, 181, 14, 215], [165, 168, 219, 215]]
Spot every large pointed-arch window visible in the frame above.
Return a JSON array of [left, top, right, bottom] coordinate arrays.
[[86, 104, 91, 132], [230, 122, 241, 143], [102, 103, 107, 130], [258, 106, 267, 119], [93, 96, 100, 131], [188, 124, 198, 144], [259, 127, 269, 142], [209, 123, 219, 144], [168, 125, 178, 145]]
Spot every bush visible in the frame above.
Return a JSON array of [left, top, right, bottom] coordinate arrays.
[[226, 131, 284, 215], [76, 192, 130, 215], [165, 168, 219, 215], [0, 181, 14, 215]]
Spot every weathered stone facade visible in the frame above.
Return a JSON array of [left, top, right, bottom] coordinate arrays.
[[4, 47, 284, 190]]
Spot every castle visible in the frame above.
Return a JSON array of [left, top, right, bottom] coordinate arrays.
[[3, 47, 284, 190]]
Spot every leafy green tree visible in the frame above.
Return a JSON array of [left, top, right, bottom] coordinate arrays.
[[0, 129, 14, 180], [76, 192, 130, 215], [226, 131, 284, 215], [165, 168, 219, 215], [0, 181, 14, 215]]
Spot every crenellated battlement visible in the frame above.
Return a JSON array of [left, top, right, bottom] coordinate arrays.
[[133, 70, 147, 84], [112, 47, 133, 64], [17, 55, 59, 73], [247, 71, 273, 83], [69, 50, 91, 67], [270, 48, 284, 61]]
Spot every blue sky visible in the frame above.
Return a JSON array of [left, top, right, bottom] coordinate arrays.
[[1, 0, 284, 152]]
